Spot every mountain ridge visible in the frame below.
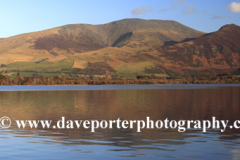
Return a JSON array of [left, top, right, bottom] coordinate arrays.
[[0, 19, 239, 77]]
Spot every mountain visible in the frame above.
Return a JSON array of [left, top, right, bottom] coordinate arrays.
[[34, 18, 204, 51], [1, 19, 239, 77], [152, 24, 240, 76]]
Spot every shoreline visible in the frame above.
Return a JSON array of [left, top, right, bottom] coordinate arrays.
[[0, 83, 240, 91]]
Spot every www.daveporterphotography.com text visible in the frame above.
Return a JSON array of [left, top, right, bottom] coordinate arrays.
[[1, 116, 240, 133]]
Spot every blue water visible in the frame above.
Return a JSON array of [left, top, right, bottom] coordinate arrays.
[[0, 84, 239, 159]]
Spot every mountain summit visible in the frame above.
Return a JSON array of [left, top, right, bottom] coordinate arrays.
[[33, 18, 204, 52]]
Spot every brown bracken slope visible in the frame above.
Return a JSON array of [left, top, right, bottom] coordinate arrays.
[[150, 24, 240, 76]]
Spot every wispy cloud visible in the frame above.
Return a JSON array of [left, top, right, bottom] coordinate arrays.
[[202, 10, 208, 14], [158, 0, 185, 13], [183, 5, 197, 14], [226, 2, 240, 13], [159, 8, 170, 12], [132, 6, 155, 15], [213, 15, 230, 19], [173, 0, 186, 8]]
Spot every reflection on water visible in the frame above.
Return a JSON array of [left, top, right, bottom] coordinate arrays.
[[0, 86, 240, 159]]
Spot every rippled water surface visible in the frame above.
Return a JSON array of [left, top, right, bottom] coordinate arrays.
[[0, 84, 240, 159]]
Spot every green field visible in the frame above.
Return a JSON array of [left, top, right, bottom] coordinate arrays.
[[2, 58, 74, 72], [114, 62, 155, 75]]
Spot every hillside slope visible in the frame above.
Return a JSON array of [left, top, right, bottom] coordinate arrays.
[[2, 19, 238, 77], [151, 24, 240, 76]]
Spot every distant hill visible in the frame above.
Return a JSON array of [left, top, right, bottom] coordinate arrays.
[[1, 19, 239, 77], [151, 24, 240, 76]]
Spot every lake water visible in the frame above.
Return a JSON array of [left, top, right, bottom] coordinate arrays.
[[0, 84, 240, 159]]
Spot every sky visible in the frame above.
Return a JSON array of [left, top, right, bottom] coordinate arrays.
[[0, 0, 240, 38]]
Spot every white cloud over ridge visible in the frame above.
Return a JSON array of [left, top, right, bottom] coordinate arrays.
[[226, 2, 240, 13], [132, 6, 155, 15]]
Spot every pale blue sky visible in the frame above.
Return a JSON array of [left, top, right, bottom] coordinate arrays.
[[0, 0, 240, 38]]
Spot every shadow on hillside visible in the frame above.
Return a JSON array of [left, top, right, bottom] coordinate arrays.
[[163, 32, 213, 46], [112, 32, 133, 47]]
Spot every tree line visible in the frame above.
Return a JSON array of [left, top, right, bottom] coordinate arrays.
[[0, 73, 240, 85]]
